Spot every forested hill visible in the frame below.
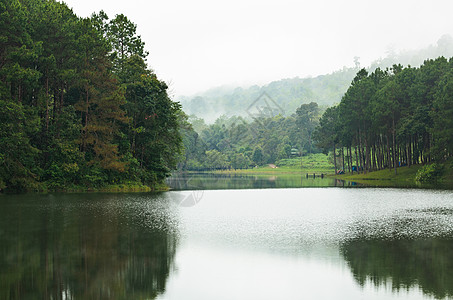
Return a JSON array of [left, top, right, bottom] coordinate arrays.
[[179, 35, 453, 123], [0, 0, 183, 192], [179, 67, 359, 123]]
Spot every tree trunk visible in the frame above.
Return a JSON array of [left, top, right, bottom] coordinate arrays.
[[407, 136, 411, 167], [393, 118, 397, 175], [342, 148, 345, 172], [364, 130, 369, 174], [372, 142, 377, 171], [333, 143, 337, 175], [376, 137, 382, 170], [358, 131, 364, 173], [355, 145, 359, 174], [386, 134, 391, 171], [348, 146, 352, 172], [380, 134, 385, 169]]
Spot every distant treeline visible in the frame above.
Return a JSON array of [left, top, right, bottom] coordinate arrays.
[[179, 103, 322, 170], [314, 57, 453, 175], [0, 0, 183, 191]]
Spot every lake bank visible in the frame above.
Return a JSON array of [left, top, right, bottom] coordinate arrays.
[[213, 166, 332, 175], [331, 164, 453, 189], [206, 162, 453, 189], [0, 182, 164, 194], [209, 154, 335, 175]]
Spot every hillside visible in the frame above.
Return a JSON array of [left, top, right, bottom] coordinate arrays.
[[179, 35, 453, 123], [179, 67, 358, 123]]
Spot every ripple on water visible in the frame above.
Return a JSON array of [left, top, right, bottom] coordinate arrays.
[[171, 188, 453, 251]]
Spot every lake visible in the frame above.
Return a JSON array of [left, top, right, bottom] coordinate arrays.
[[1, 174, 453, 299]]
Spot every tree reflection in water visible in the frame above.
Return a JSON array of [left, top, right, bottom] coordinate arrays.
[[341, 238, 453, 299], [0, 193, 178, 300]]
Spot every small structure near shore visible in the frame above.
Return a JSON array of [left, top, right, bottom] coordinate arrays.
[[306, 173, 325, 178]]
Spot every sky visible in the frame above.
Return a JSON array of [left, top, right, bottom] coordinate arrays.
[[63, 0, 453, 97]]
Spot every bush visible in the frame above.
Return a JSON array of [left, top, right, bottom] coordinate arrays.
[[415, 163, 443, 183]]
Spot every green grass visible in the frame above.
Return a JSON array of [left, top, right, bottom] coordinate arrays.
[[277, 153, 334, 169], [333, 164, 453, 188], [338, 165, 422, 182], [335, 166, 421, 188]]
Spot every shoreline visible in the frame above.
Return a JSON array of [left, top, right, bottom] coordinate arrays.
[[0, 183, 167, 194]]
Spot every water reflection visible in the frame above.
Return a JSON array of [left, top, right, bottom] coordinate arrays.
[[341, 238, 453, 299], [0, 193, 178, 300], [2, 187, 453, 300], [166, 172, 357, 190]]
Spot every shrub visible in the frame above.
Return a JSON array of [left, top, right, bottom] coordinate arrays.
[[415, 163, 443, 183]]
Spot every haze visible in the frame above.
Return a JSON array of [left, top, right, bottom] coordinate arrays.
[[63, 0, 453, 97]]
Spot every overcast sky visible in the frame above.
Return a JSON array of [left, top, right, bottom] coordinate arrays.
[[63, 0, 453, 97]]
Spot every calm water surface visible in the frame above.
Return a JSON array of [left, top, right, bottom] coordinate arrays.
[[1, 175, 453, 299]]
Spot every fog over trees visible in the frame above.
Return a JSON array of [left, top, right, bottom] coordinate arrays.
[[179, 35, 453, 123]]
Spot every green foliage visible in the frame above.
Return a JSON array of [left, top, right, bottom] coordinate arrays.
[[314, 57, 453, 176], [0, 99, 39, 191], [415, 163, 444, 183], [432, 65, 453, 160], [0, 0, 183, 192], [276, 154, 334, 170], [296, 102, 320, 154], [252, 147, 264, 166], [180, 108, 326, 170], [313, 106, 339, 154]]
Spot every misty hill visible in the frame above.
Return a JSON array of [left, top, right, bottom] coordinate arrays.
[[369, 34, 453, 70], [179, 68, 358, 123], [179, 35, 453, 123]]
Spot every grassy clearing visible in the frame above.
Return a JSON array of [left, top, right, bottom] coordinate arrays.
[[333, 164, 453, 188], [331, 166, 422, 188], [337, 165, 423, 182], [277, 153, 334, 169]]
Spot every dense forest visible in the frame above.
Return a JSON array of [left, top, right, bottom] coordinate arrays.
[[0, 0, 183, 192], [180, 57, 453, 180], [314, 57, 453, 179], [179, 102, 322, 171]]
